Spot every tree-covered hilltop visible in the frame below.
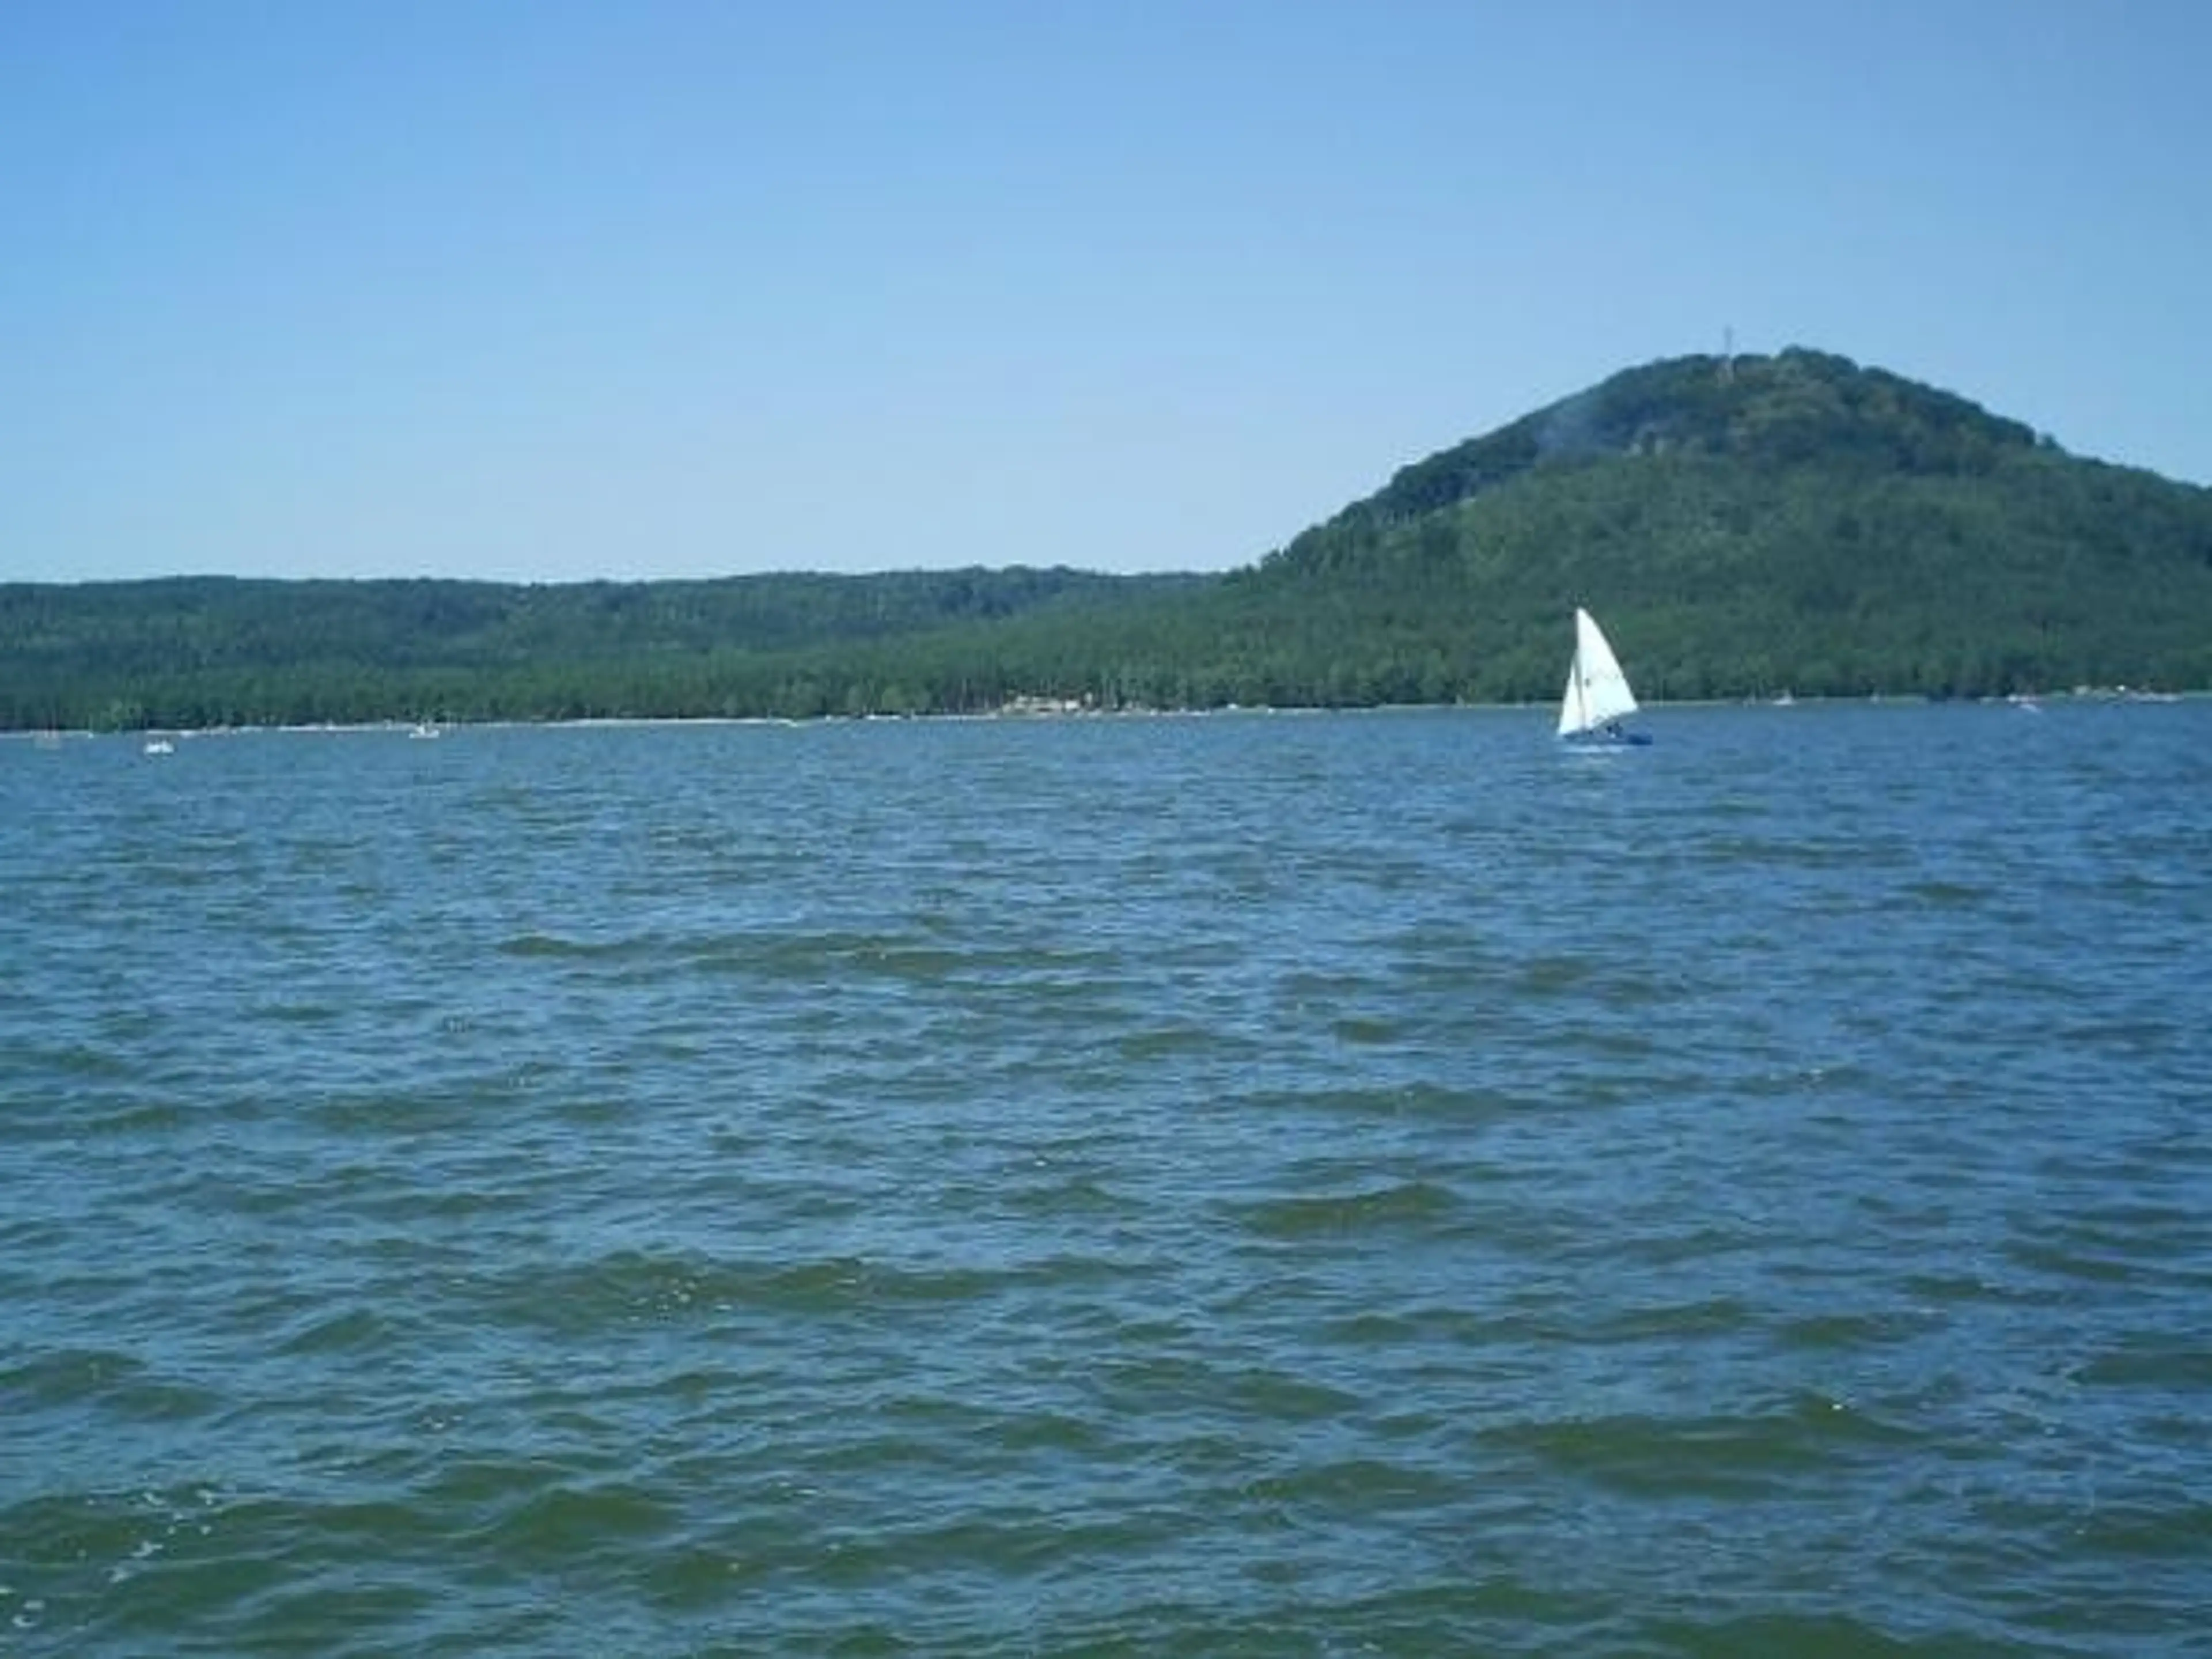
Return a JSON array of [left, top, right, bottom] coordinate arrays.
[[1236, 347, 2212, 702], [7, 346, 2211, 729]]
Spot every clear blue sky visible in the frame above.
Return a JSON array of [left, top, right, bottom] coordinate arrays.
[[4, 0, 2207, 585]]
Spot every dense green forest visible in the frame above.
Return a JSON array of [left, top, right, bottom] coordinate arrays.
[[7, 347, 2211, 730], [0, 567, 1214, 730]]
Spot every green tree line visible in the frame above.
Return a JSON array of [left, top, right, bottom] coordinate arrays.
[[7, 349, 2210, 730]]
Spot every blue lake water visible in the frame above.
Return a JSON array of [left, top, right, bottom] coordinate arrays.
[[3, 702, 2210, 1656]]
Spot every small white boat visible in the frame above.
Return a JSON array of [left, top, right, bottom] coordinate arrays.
[[143, 737, 175, 756], [1556, 608, 1651, 747]]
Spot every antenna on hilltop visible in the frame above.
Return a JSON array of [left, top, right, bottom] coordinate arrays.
[[1721, 326, 1736, 384]]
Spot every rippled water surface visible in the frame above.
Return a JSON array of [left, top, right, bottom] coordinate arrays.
[[5, 703, 2211, 1655]]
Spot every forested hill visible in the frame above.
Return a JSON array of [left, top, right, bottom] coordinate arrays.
[[7, 346, 2212, 729], [1234, 347, 2212, 701], [1306, 347, 2048, 539]]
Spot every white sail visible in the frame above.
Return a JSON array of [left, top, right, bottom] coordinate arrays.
[[1556, 607, 1641, 737]]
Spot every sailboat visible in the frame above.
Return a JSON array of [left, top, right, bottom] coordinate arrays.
[[1556, 607, 1652, 747]]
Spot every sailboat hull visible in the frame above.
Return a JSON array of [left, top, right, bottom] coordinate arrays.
[[1559, 728, 1653, 749]]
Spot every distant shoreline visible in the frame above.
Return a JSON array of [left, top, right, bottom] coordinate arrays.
[[7, 687, 2196, 742]]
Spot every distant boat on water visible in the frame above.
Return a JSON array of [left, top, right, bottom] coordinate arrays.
[[1556, 608, 1652, 748], [143, 737, 175, 756]]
